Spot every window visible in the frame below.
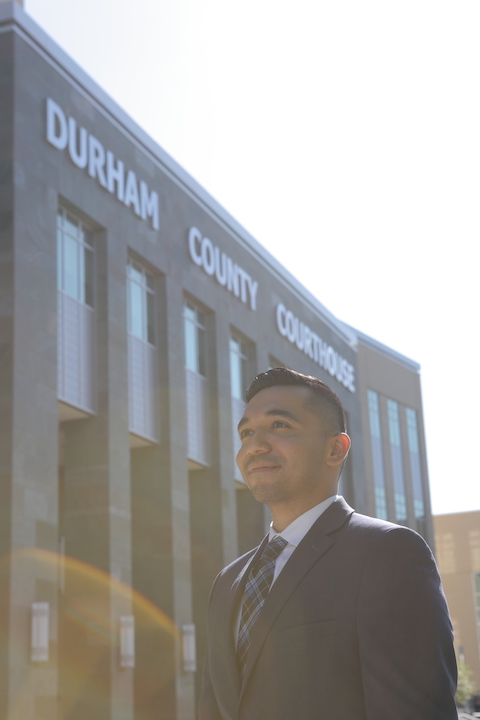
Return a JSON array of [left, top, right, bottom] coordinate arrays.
[[387, 399, 407, 522], [184, 301, 208, 466], [406, 408, 425, 520], [367, 390, 388, 520], [184, 302, 206, 376], [57, 209, 94, 306], [230, 336, 248, 402], [127, 259, 157, 442], [127, 260, 155, 345], [57, 207, 95, 414], [230, 335, 249, 482]]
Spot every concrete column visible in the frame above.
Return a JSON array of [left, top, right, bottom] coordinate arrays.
[[188, 311, 241, 704], [60, 233, 133, 720], [0, 52, 60, 716], [131, 272, 195, 720]]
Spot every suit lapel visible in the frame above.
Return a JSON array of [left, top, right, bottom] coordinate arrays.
[[239, 499, 354, 695]]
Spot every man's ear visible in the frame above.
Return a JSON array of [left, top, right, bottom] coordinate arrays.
[[326, 433, 351, 467]]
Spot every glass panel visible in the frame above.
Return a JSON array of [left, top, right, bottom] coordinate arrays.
[[64, 234, 79, 299], [387, 399, 406, 522], [374, 487, 388, 521], [198, 325, 206, 376], [368, 391, 388, 520], [406, 408, 419, 453], [184, 316, 197, 372], [78, 240, 85, 303], [368, 390, 381, 438], [128, 279, 144, 339], [230, 336, 240, 356], [128, 262, 143, 285], [146, 291, 155, 344], [65, 212, 78, 239], [84, 247, 94, 307], [56, 227, 63, 291], [387, 400, 401, 446], [184, 303, 196, 323], [230, 338, 245, 400], [406, 408, 424, 518]]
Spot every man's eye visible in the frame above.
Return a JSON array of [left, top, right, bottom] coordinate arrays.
[[239, 429, 252, 439], [272, 421, 288, 428]]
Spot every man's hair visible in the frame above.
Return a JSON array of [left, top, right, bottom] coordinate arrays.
[[245, 367, 347, 435]]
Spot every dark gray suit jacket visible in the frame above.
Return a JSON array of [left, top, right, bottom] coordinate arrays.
[[199, 497, 457, 720]]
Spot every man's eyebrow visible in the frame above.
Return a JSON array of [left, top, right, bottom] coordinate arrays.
[[237, 408, 301, 433]]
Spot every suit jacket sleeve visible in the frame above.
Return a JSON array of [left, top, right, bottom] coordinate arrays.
[[357, 527, 457, 720]]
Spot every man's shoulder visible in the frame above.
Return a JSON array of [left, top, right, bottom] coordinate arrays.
[[325, 498, 431, 553], [214, 545, 261, 586], [342, 509, 433, 560]]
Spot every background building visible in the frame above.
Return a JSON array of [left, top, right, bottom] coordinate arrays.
[[0, 3, 433, 719], [435, 511, 480, 695]]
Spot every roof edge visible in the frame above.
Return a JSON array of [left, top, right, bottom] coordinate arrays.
[[347, 325, 421, 372]]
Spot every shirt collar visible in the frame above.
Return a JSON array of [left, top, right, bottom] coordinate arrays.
[[268, 495, 338, 547]]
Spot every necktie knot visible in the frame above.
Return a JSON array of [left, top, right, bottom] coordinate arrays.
[[263, 535, 288, 560], [253, 536, 288, 573]]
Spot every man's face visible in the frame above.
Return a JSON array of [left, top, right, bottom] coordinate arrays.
[[236, 385, 339, 510]]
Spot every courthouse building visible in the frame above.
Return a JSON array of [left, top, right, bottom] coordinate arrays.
[[0, 2, 433, 719]]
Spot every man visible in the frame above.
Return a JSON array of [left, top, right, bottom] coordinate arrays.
[[199, 368, 457, 720]]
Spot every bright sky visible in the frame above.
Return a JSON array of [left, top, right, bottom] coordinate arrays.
[[25, 0, 479, 516]]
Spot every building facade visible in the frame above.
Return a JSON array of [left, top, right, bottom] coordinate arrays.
[[0, 3, 433, 719], [434, 511, 480, 695]]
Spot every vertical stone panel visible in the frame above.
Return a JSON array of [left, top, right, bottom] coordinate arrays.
[[60, 231, 133, 720]]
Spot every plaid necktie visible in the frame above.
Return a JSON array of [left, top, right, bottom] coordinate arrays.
[[236, 535, 288, 678]]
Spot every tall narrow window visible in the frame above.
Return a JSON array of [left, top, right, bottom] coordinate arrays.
[[127, 261, 155, 344], [387, 399, 407, 523], [230, 335, 248, 482], [230, 336, 248, 403], [367, 390, 388, 520], [184, 301, 208, 467], [127, 259, 157, 442], [57, 208, 95, 413], [406, 408, 425, 521]]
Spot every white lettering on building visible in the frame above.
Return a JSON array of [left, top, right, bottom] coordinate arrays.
[[46, 98, 159, 231], [188, 227, 258, 311], [276, 303, 356, 392]]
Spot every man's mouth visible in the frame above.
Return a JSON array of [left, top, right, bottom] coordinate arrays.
[[247, 463, 280, 474]]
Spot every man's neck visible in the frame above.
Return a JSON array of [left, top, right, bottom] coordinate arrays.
[[270, 495, 335, 533]]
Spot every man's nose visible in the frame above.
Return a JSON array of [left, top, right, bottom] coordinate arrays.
[[246, 431, 271, 455]]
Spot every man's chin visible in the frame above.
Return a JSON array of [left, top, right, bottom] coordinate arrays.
[[247, 481, 285, 505]]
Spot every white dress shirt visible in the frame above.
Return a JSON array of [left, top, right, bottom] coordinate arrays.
[[234, 495, 338, 644], [268, 494, 338, 584]]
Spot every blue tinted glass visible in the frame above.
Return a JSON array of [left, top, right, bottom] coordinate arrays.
[[128, 279, 143, 339], [230, 349, 243, 400], [64, 234, 79, 299], [184, 316, 197, 372], [57, 227, 63, 291]]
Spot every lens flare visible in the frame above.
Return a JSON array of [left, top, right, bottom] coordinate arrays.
[[2, 547, 180, 720]]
